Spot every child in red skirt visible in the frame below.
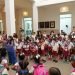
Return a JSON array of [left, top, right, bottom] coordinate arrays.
[[48, 40, 52, 60], [23, 41, 30, 60], [68, 40, 74, 61], [41, 40, 46, 56], [63, 44, 69, 62], [52, 39, 59, 62], [30, 42, 38, 59], [32, 43, 38, 55], [16, 39, 23, 55]]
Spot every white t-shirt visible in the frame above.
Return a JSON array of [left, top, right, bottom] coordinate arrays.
[[1, 59, 8, 65], [0, 35, 3, 40], [53, 42, 59, 52], [0, 64, 9, 75], [68, 42, 74, 50]]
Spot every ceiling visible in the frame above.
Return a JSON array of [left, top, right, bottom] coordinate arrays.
[[0, 0, 33, 11], [0, 0, 75, 11], [35, 0, 75, 6]]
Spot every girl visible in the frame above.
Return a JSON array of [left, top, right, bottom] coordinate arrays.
[[48, 40, 52, 60], [11, 52, 25, 71], [0, 57, 9, 75], [1, 47, 9, 70], [16, 39, 23, 55], [30, 42, 38, 57], [17, 61, 29, 75], [23, 41, 30, 60], [63, 43, 69, 62], [29, 54, 48, 75], [52, 39, 59, 62], [41, 40, 46, 56]]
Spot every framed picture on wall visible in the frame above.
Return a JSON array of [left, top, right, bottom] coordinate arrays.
[[50, 21, 55, 28], [44, 21, 49, 28], [38, 22, 45, 28]]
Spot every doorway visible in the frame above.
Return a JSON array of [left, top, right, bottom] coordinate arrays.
[[0, 20, 3, 32], [23, 18, 32, 37], [60, 14, 72, 35]]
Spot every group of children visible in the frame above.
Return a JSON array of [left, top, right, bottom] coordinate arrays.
[[0, 31, 75, 75], [12, 31, 75, 62]]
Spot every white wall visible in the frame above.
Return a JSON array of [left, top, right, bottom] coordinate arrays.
[[38, 1, 75, 32]]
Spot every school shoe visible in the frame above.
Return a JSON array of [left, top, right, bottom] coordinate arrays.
[[53, 60, 58, 63]]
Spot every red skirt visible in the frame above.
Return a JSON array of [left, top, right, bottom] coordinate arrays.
[[31, 50, 38, 55], [17, 49, 22, 54], [52, 51, 58, 56], [41, 49, 45, 55], [23, 48, 30, 56], [63, 50, 69, 57]]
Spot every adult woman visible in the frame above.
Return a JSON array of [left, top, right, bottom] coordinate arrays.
[[6, 36, 17, 65]]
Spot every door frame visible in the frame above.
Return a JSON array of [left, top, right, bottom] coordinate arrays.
[[60, 14, 72, 34]]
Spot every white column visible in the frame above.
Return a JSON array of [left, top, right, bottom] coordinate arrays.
[[5, 0, 16, 36], [33, 1, 38, 33]]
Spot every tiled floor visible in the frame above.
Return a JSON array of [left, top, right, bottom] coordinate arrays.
[[9, 60, 72, 75]]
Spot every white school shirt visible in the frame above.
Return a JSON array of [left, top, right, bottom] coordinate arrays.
[[45, 40, 48, 45], [57, 41, 62, 46], [68, 42, 74, 50], [0, 35, 3, 41], [1, 59, 8, 65], [35, 46, 38, 50], [41, 42, 45, 50], [32, 34, 36, 41], [43, 33, 46, 37], [23, 44, 29, 51], [52, 42, 59, 52], [17, 42, 23, 49], [51, 40, 55, 47], [61, 35, 64, 39]]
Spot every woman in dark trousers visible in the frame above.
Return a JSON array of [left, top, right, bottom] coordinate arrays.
[[6, 36, 17, 65]]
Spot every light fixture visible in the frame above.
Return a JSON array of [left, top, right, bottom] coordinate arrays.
[[23, 11, 28, 16], [0, 20, 2, 22], [60, 6, 69, 12]]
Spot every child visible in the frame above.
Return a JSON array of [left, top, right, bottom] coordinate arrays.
[[30, 42, 38, 58], [1, 47, 9, 70], [0, 57, 9, 75], [63, 44, 69, 62], [68, 40, 74, 61], [16, 39, 23, 55], [29, 54, 48, 75], [41, 40, 46, 56], [49, 67, 61, 75], [48, 40, 52, 60], [70, 55, 75, 75], [16, 61, 29, 75], [11, 52, 25, 70], [23, 41, 30, 60], [52, 39, 59, 62]]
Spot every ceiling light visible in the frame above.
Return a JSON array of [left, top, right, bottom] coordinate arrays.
[[60, 6, 69, 12], [23, 11, 28, 16], [0, 20, 2, 22]]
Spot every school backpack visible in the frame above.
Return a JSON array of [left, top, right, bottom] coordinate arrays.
[[33, 64, 48, 75], [18, 69, 29, 75]]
